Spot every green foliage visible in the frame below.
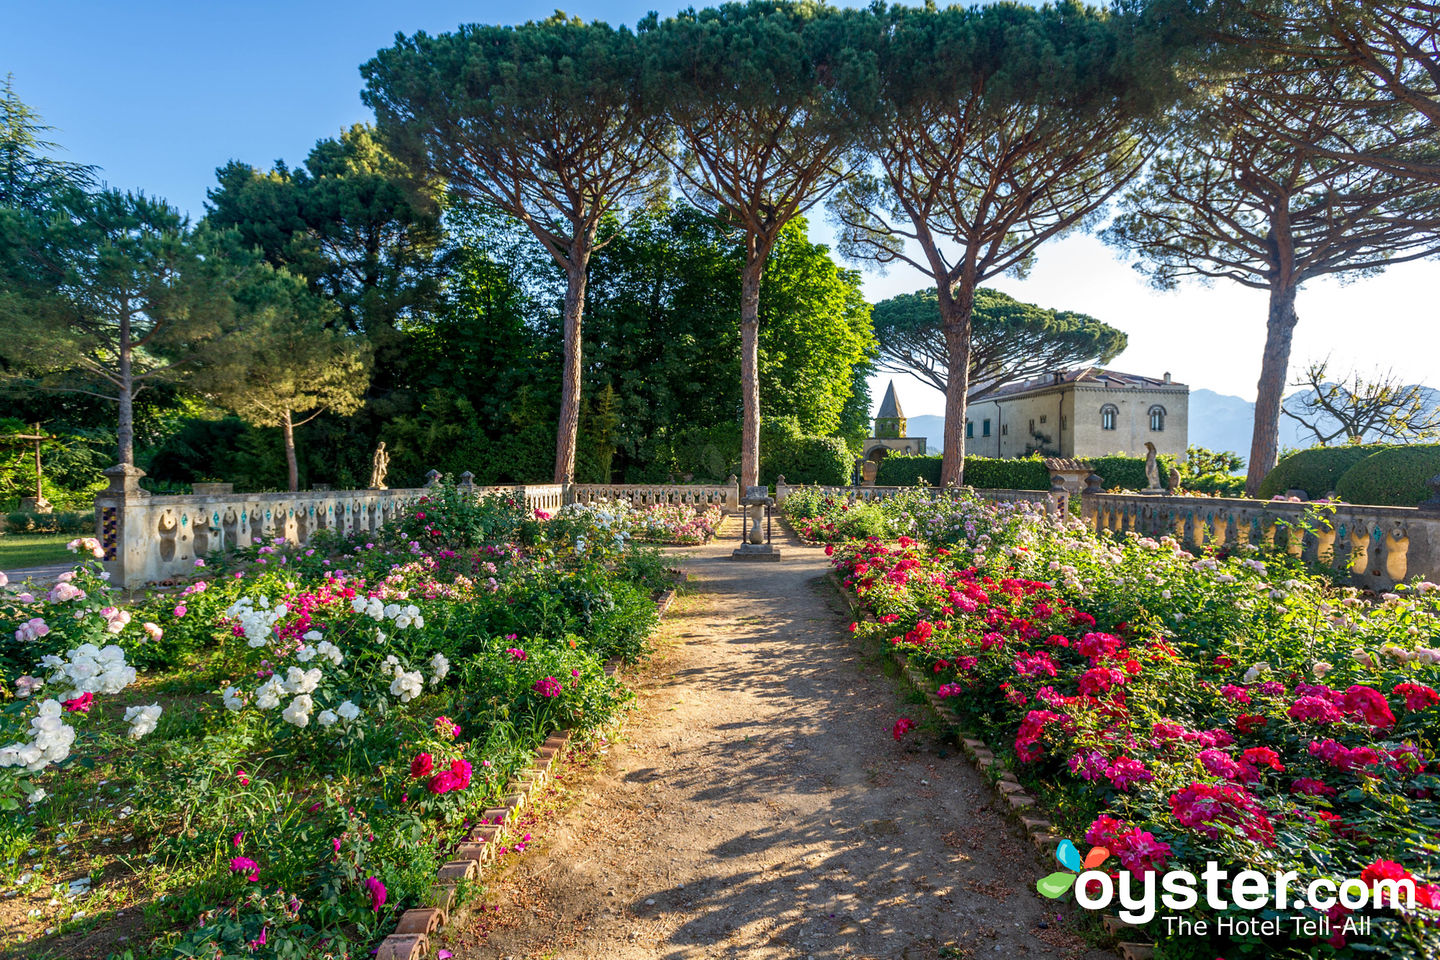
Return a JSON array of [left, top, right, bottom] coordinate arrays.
[[761, 418, 852, 486], [389, 481, 529, 551], [2, 510, 89, 535], [1183, 473, 1247, 497], [874, 454, 942, 487], [0, 73, 95, 211], [871, 286, 1126, 396], [1258, 444, 1387, 499], [874, 455, 1051, 490], [1181, 446, 1245, 478], [1087, 454, 1179, 492], [1334, 444, 1440, 507]]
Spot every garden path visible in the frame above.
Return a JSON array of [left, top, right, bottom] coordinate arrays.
[[439, 518, 1106, 960]]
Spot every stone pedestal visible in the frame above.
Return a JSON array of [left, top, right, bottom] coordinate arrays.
[[17, 496, 52, 514], [732, 485, 781, 562]]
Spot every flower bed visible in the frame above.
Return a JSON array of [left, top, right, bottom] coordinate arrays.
[[553, 499, 723, 545], [830, 495, 1440, 957], [0, 493, 671, 958]]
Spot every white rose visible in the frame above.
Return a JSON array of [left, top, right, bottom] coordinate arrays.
[[336, 700, 360, 722], [317, 709, 338, 727]]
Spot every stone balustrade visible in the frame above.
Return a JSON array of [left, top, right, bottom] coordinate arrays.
[[1084, 492, 1440, 589], [93, 466, 746, 588], [772, 479, 1068, 518], [569, 479, 740, 511]]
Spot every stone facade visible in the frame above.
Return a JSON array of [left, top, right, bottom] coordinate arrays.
[[963, 368, 1188, 462]]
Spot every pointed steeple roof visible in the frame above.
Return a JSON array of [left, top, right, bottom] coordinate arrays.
[[877, 380, 904, 420]]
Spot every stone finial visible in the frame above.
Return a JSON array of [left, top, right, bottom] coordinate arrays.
[[1083, 473, 1104, 494], [725, 474, 738, 487], [424, 469, 441, 487], [776, 475, 786, 487], [459, 471, 475, 487], [1050, 473, 1068, 494], [1421, 474, 1440, 513]]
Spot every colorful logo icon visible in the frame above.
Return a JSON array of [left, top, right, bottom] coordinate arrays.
[[1036, 838, 1111, 898]]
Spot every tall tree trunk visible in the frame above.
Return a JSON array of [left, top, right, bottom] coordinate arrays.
[[739, 240, 766, 491], [553, 255, 590, 484], [282, 410, 299, 493], [939, 282, 975, 488], [117, 305, 135, 466], [1245, 283, 1299, 496]]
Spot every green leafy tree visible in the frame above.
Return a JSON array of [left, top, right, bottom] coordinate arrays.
[[1234, 1, 1440, 183], [205, 124, 446, 393], [1181, 446, 1245, 479], [833, 2, 1169, 487], [580, 207, 875, 479], [871, 287, 1126, 398], [189, 278, 371, 491], [363, 14, 668, 484], [641, 0, 867, 488], [0, 190, 236, 466], [1104, 63, 1440, 494], [0, 74, 94, 212]]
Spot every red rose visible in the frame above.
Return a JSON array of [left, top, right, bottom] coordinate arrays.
[[410, 752, 434, 778]]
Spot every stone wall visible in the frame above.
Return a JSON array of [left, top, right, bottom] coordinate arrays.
[[1084, 491, 1440, 589]]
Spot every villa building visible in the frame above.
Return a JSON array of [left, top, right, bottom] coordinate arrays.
[[963, 368, 1189, 461]]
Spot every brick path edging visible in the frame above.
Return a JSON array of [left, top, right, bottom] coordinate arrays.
[[825, 571, 1154, 960], [373, 584, 680, 960]]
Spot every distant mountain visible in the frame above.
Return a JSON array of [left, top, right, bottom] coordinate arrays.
[[897, 387, 1438, 458], [906, 414, 946, 451]]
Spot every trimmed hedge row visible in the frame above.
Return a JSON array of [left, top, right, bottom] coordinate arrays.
[[1334, 444, 1440, 507], [1257, 444, 1386, 500], [873, 454, 1051, 490], [875, 453, 1175, 492]]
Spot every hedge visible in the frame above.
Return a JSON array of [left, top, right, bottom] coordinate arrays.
[[874, 453, 1178, 491], [1183, 472, 1247, 497], [3, 510, 92, 535], [764, 434, 853, 486], [1087, 454, 1179, 492], [1257, 444, 1386, 500], [1333, 444, 1440, 507], [874, 455, 1051, 490]]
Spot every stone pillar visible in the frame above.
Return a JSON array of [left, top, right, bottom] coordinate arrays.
[[94, 464, 151, 590], [725, 474, 740, 514], [774, 475, 789, 505]]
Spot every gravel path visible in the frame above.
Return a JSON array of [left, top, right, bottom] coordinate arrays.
[[440, 519, 1105, 960]]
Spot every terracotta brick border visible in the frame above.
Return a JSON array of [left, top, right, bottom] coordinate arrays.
[[826, 571, 1153, 960], [373, 583, 680, 960]]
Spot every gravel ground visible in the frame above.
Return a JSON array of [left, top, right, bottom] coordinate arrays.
[[437, 519, 1108, 960]]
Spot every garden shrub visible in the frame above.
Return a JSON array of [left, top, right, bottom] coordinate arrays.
[[961, 456, 1051, 490], [760, 417, 853, 485], [1334, 443, 1440, 506], [389, 480, 529, 549], [1257, 444, 1386, 499], [1183, 472, 1247, 497], [874, 454, 1048, 490], [3, 510, 92, 535], [874, 454, 942, 487]]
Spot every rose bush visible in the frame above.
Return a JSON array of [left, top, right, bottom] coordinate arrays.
[[833, 493, 1440, 957], [0, 500, 667, 957]]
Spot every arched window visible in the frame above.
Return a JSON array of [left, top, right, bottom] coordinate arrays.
[[1100, 404, 1118, 431], [1149, 405, 1166, 432]]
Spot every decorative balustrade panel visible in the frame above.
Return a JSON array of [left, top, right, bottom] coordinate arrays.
[[1084, 493, 1440, 589], [569, 483, 740, 511], [97, 479, 746, 588]]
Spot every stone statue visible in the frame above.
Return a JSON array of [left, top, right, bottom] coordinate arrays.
[[1169, 466, 1182, 493], [1144, 442, 1161, 491], [369, 442, 390, 490]]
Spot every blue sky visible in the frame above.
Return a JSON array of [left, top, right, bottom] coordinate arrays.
[[5, 0, 1437, 418]]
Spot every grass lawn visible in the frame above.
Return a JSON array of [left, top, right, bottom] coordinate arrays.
[[0, 533, 74, 571]]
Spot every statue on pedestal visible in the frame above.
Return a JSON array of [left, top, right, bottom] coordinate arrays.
[[369, 442, 390, 490], [1144, 442, 1161, 492]]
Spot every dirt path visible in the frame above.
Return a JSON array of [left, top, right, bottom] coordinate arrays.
[[439, 519, 1105, 960]]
